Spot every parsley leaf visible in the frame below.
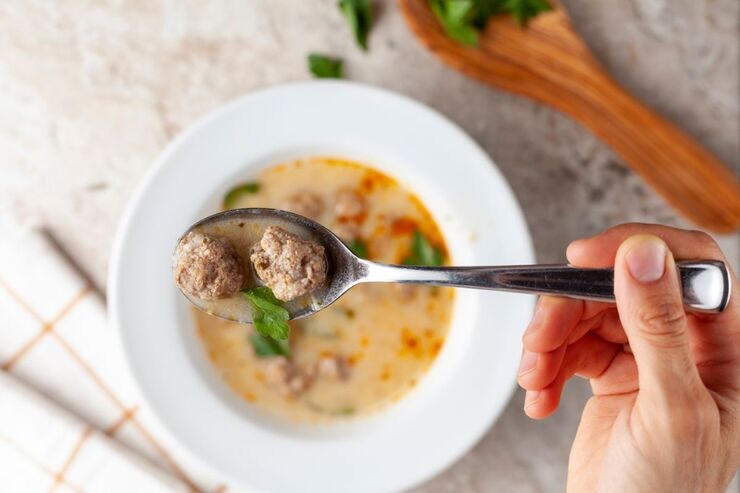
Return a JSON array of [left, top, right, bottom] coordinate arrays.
[[502, 0, 551, 26], [469, 0, 504, 29], [250, 332, 290, 357], [242, 287, 290, 340], [403, 230, 444, 266], [442, 0, 475, 24], [347, 239, 368, 259], [304, 399, 356, 416], [430, 0, 551, 45], [223, 182, 260, 209], [339, 0, 373, 51], [430, 0, 478, 46], [308, 54, 344, 79]]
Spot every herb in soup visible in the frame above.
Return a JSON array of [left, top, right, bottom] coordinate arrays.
[[250, 332, 290, 357], [304, 399, 355, 416], [223, 182, 260, 209], [403, 230, 444, 266], [242, 287, 290, 340], [347, 238, 368, 259]]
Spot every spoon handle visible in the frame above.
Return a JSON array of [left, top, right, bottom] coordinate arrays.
[[361, 260, 731, 313]]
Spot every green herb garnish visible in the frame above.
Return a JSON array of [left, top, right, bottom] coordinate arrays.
[[223, 182, 260, 209], [339, 0, 372, 51], [242, 287, 290, 340], [403, 230, 444, 266], [304, 399, 356, 416], [308, 54, 344, 79], [469, 0, 504, 29], [502, 0, 552, 26], [430, 0, 551, 46], [347, 239, 368, 259], [249, 332, 290, 357], [430, 0, 479, 46]]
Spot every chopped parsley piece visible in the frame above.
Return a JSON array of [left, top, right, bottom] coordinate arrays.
[[308, 54, 344, 79], [430, 0, 479, 46], [249, 332, 290, 357], [339, 0, 373, 51], [403, 230, 444, 266], [223, 182, 260, 209], [304, 399, 356, 416], [430, 0, 551, 46], [242, 287, 290, 340], [503, 0, 552, 26]]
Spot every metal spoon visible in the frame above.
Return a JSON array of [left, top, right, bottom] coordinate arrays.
[[176, 209, 732, 323]]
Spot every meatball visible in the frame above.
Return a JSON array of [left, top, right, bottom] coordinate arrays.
[[173, 232, 245, 300], [317, 355, 349, 380], [334, 188, 366, 218], [250, 226, 327, 301], [281, 192, 324, 220], [264, 356, 316, 397]]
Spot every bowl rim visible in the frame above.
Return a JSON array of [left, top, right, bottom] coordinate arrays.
[[108, 80, 535, 492]]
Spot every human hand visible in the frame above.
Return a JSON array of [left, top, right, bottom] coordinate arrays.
[[517, 224, 740, 492]]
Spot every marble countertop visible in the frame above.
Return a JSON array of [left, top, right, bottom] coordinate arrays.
[[1, 1, 737, 491]]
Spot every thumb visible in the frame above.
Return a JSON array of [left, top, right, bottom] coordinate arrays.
[[614, 235, 700, 400]]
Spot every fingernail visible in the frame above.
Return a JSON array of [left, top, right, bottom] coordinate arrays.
[[524, 390, 540, 410], [518, 351, 538, 376], [625, 238, 666, 283], [525, 306, 546, 335]]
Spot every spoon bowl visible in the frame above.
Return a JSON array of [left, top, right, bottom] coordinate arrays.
[[174, 208, 366, 322]]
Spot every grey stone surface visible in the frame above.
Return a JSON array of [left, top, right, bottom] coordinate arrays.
[[0, 1, 737, 491]]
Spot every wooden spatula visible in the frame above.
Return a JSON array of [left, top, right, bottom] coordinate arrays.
[[399, 0, 740, 233]]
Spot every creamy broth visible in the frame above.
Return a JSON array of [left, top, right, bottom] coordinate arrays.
[[194, 158, 454, 423]]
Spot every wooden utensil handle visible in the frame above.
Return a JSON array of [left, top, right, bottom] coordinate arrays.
[[399, 1, 740, 232], [549, 67, 740, 233]]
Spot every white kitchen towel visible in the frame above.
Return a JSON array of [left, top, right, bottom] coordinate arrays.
[[0, 227, 230, 493], [0, 371, 189, 492]]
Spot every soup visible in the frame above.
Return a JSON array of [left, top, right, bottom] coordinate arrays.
[[194, 157, 455, 423]]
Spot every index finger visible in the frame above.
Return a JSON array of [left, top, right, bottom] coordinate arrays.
[[566, 223, 730, 267]]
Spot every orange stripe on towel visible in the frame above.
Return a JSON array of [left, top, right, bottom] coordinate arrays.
[[48, 427, 92, 492], [2, 286, 91, 371]]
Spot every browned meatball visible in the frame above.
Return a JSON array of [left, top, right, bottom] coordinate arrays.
[[250, 226, 327, 301], [173, 232, 245, 300], [317, 355, 349, 380], [334, 188, 366, 218], [281, 192, 324, 220], [264, 356, 317, 397], [262, 354, 348, 396]]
